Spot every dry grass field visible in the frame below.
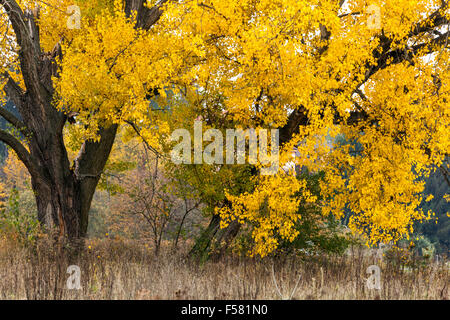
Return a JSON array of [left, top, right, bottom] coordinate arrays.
[[0, 236, 447, 300]]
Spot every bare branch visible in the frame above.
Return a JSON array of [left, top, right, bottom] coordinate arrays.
[[289, 272, 302, 300], [125, 120, 163, 157], [271, 263, 284, 299]]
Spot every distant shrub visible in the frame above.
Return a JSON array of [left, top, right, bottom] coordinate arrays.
[[384, 236, 437, 269], [0, 187, 40, 245]]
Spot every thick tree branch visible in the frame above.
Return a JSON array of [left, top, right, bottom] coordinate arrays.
[[0, 71, 24, 109], [125, 0, 170, 30], [0, 0, 40, 53], [141, 0, 170, 29], [360, 3, 448, 86], [73, 124, 118, 233], [292, 2, 449, 142], [0, 105, 26, 133], [279, 107, 309, 144], [0, 1, 42, 101], [362, 31, 449, 88], [409, 2, 448, 37], [74, 125, 119, 179], [0, 128, 39, 177]]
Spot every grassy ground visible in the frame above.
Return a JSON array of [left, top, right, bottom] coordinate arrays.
[[0, 236, 448, 300]]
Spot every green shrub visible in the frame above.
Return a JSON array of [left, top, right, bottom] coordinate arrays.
[[231, 171, 358, 257], [0, 187, 40, 244]]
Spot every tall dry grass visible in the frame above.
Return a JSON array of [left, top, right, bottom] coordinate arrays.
[[0, 235, 448, 300]]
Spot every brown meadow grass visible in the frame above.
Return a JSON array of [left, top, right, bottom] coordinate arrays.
[[0, 235, 448, 300]]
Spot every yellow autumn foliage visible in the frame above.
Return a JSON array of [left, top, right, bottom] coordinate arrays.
[[1, 0, 448, 256]]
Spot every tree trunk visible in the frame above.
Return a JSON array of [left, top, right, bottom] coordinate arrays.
[[23, 93, 119, 239], [33, 170, 82, 239], [31, 126, 117, 239], [29, 125, 117, 239], [189, 214, 221, 259], [189, 211, 241, 261]]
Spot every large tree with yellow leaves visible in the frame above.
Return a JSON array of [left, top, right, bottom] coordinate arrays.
[[0, 0, 448, 252], [0, 0, 170, 238]]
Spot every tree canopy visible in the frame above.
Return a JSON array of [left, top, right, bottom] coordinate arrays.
[[0, 0, 448, 256]]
